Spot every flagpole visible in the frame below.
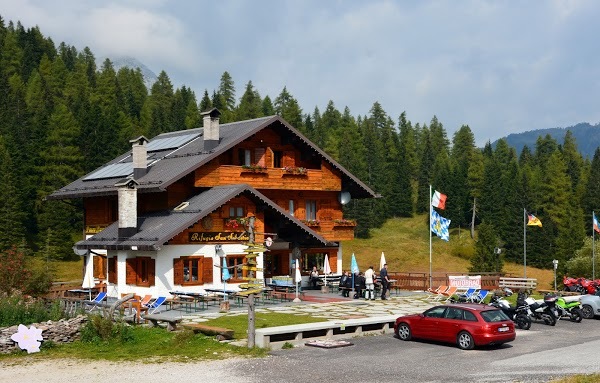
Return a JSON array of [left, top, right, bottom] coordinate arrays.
[[523, 208, 527, 278], [593, 211, 596, 280], [429, 184, 433, 289]]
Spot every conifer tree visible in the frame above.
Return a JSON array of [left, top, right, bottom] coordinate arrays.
[[236, 81, 262, 120], [274, 86, 303, 130], [469, 221, 502, 273], [37, 102, 83, 260], [0, 135, 26, 251], [199, 89, 212, 112]]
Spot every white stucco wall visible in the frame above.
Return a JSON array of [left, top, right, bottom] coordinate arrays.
[[105, 244, 264, 298]]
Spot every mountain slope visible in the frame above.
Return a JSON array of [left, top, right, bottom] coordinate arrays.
[[495, 122, 600, 158], [110, 56, 158, 89]]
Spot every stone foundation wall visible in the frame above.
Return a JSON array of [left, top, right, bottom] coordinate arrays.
[[0, 315, 87, 354]]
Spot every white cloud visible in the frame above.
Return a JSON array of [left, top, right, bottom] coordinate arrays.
[[2, 0, 600, 146]]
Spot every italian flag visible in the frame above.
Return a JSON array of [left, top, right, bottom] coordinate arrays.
[[431, 190, 447, 210]]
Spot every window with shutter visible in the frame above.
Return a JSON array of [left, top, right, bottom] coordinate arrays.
[[173, 258, 183, 285]]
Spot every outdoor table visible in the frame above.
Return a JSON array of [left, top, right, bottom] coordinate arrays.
[[67, 288, 96, 299], [169, 291, 207, 312]]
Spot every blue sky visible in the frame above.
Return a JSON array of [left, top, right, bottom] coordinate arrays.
[[2, 0, 600, 145]]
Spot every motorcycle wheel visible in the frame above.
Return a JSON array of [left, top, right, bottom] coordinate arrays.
[[514, 314, 531, 330], [543, 312, 557, 326], [570, 308, 583, 323], [581, 304, 595, 319]]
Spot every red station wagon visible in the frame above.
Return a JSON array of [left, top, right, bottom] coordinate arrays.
[[394, 303, 516, 350]]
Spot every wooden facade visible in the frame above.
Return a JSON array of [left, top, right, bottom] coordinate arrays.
[[57, 115, 375, 295]]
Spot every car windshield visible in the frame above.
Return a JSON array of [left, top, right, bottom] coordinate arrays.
[[480, 309, 511, 322]]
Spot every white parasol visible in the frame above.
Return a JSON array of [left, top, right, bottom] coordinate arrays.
[[323, 254, 331, 286], [294, 259, 302, 302], [82, 259, 95, 300], [380, 251, 387, 272]]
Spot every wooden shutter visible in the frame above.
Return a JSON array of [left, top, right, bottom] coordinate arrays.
[[329, 254, 337, 274], [148, 258, 156, 286], [93, 255, 103, 278], [108, 257, 117, 284], [173, 258, 183, 285], [255, 148, 266, 166], [202, 257, 213, 284], [125, 258, 136, 284], [283, 150, 295, 167]]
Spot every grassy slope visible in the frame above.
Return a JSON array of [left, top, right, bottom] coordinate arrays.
[[343, 214, 553, 289]]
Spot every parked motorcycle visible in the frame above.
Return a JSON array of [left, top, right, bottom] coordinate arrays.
[[489, 288, 531, 330], [522, 293, 557, 326], [555, 295, 583, 322], [563, 276, 599, 295]]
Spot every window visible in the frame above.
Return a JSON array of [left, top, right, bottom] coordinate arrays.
[[300, 252, 326, 273], [481, 310, 511, 322], [237, 149, 252, 166], [288, 200, 295, 216], [223, 254, 247, 282], [126, 257, 155, 287], [273, 151, 283, 168], [464, 310, 478, 322], [229, 206, 245, 218], [424, 306, 447, 318], [445, 307, 464, 320], [173, 256, 213, 285], [305, 200, 317, 220]]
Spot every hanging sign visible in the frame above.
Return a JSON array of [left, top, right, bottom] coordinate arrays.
[[189, 232, 249, 243]]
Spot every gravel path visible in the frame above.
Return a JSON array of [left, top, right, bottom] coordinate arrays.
[[0, 358, 254, 383]]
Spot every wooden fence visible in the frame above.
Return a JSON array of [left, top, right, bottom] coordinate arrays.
[[388, 272, 534, 291]]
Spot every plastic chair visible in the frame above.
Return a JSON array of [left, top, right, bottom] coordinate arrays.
[[85, 292, 107, 312], [146, 296, 167, 314], [471, 289, 489, 303]]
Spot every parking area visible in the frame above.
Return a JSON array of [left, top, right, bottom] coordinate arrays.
[[236, 317, 600, 383]]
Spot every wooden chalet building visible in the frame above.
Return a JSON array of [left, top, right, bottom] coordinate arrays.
[[49, 109, 378, 297]]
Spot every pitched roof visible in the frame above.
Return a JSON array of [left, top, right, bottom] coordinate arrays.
[[48, 115, 377, 200], [74, 184, 334, 251]]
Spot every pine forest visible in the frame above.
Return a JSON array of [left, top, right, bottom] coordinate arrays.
[[1, 17, 599, 279]]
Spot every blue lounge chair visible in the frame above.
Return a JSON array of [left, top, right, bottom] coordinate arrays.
[[146, 296, 167, 314], [470, 289, 489, 303], [85, 292, 107, 312], [455, 288, 476, 302]]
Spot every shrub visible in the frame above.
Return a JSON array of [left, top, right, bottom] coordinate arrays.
[[0, 246, 31, 295], [80, 314, 134, 343], [0, 294, 62, 327]]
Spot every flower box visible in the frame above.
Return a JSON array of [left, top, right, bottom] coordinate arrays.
[[283, 166, 307, 175], [302, 219, 321, 227], [333, 219, 357, 227], [241, 164, 267, 173], [225, 218, 247, 230]]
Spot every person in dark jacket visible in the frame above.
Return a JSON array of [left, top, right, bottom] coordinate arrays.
[[354, 272, 365, 299], [339, 271, 350, 297]]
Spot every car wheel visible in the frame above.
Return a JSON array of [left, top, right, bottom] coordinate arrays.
[[581, 304, 595, 319], [395, 322, 412, 341], [457, 331, 475, 350], [515, 314, 531, 330]]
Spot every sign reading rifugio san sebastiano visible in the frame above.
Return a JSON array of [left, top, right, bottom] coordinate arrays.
[[189, 232, 250, 243]]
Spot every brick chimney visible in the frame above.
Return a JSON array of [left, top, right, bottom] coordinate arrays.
[[115, 178, 139, 238], [201, 108, 221, 151], [129, 136, 149, 179]]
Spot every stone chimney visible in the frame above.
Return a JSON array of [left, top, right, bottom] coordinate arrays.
[[115, 178, 139, 238], [129, 136, 149, 179], [201, 108, 221, 151]]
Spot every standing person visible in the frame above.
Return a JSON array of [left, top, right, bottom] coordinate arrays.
[[339, 271, 350, 296], [309, 266, 320, 289], [380, 263, 390, 300], [364, 265, 375, 300]]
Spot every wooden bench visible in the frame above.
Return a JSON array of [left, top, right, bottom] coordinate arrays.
[[183, 323, 234, 340], [141, 313, 183, 331]]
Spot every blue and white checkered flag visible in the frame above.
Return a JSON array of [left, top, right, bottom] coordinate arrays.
[[431, 210, 451, 241]]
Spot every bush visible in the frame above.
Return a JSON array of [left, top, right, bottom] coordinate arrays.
[[0, 294, 63, 327], [0, 246, 31, 295], [80, 314, 134, 343]]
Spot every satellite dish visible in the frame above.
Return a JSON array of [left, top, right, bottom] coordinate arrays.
[[339, 191, 351, 205]]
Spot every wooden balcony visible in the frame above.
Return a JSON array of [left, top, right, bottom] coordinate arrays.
[[195, 165, 342, 191]]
